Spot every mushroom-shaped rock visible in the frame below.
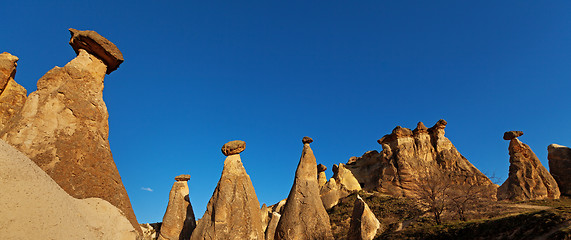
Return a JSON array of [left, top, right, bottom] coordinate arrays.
[[412, 122, 428, 134], [221, 140, 246, 156], [498, 137, 560, 201], [274, 137, 334, 240], [348, 195, 381, 240], [191, 145, 264, 239], [548, 144, 571, 196], [503, 131, 524, 140], [302, 136, 313, 144], [69, 28, 124, 74], [317, 163, 328, 188], [158, 175, 196, 240]]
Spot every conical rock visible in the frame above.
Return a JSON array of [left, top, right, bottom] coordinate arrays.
[[158, 176, 196, 240], [347, 195, 381, 240]]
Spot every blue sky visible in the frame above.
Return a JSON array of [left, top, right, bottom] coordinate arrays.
[[3, 1, 570, 223]]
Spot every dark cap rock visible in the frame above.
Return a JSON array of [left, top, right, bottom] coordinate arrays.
[[69, 28, 124, 74], [503, 131, 524, 140], [317, 164, 327, 172], [174, 174, 191, 181], [302, 136, 313, 144], [221, 140, 246, 156]]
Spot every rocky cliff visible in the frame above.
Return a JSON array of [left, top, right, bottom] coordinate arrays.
[[548, 144, 571, 196], [0, 29, 140, 233], [344, 120, 495, 198], [0, 52, 27, 130]]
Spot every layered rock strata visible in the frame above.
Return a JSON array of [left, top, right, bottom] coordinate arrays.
[[158, 174, 196, 240], [347, 195, 381, 240], [0, 139, 136, 239], [0, 29, 140, 233], [191, 140, 264, 240], [548, 144, 571, 196], [0, 52, 27, 130], [345, 120, 495, 198], [274, 137, 334, 240], [498, 132, 560, 201]]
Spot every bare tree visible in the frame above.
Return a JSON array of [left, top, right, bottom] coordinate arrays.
[[415, 172, 452, 225]]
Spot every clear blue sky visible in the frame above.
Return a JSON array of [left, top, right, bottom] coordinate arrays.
[[3, 1, 570, 223]]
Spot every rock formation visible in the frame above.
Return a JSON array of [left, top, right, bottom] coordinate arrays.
[[261, 204, 272, 233], [0, 139, 136, 239], [548, 144, 571, 196], [347, 195, 381, 240], [274, 137, 334, 240], [320, 178, 341, 209], [0, 29, 140, 233], [318, 163, 328, 188], [0, 52, 27, 130], [498, 132, 560, 201], [158, 174, 196, 240], [68, 28, 124, 74], [319, 163, 362, 209], [265, 212, 281, 240], [344, 120, 495, 198], [191, 140, 264, 240]]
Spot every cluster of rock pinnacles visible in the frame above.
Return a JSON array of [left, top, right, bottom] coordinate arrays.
[[1, 28, 570, 240]]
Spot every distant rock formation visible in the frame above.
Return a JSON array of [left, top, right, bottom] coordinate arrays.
[[347, 195, 381, 240], [0, 52, 27, 130], [344, 120, 495, 198], [319, 163, 362, 209], [548, 144, 571, 196], [0, 139, 136, 239], [158, 174, 196, 240], [320, 178, 341, 209], [0, 29, 140, 233], [317, 163, 328, 188], [498, 132, 560, 201], [191, 140, 264, 240], [275, 137, 334, 240]]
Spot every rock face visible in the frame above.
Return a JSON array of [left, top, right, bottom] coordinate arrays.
[[265, 212, 281, 240], [158, 175, 196, 240], [498, 133, 560, 201], [0, 139, 136, 239], [221, 140, 246, 156], [548, 144, 571, 196], [191, 141, 264, 240], [0, 52, 27, 131], [318, 163, 328, 188], [274, 137, 334, 240], [347, 195, 381, 240], [0, 30, 140, 233], [344, 120, 495, 198], [319, 163, 362, 209]]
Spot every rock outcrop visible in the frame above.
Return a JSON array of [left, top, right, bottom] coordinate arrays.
[[0, 52, 27, 130], [344, 120, 495, 198], [265, 212, 281, 240], [319, 163, 362, 209], [498, 132, 560, 201], [191, 140, 264, 240], [158, 174, 196, 240], [274, 137, 334, 240], [548, 144, 571, 196], [0, 29, 140, 233], [69, 28, 124, 74], [318, 163, 328, 188], [320, 178, 341, 209], [347, 195, 381, 240], [0, 139, 136, 239]]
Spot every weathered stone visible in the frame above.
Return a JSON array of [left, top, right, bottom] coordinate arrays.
[[346, 120, 495, 199], [318, 163, 328, 188], [347, 195, 381, 240], [140, 223, 161, 240], [503, 131, 524, 140], [68, 28, 124, 74], [498, 138, 560, 201], [221, 140, 246, 156], [175, 174, 191, 181], [0, 139, 136, 239], [0, 53, 27, 131], [333, 163, 362, 192], [0, 48, 140, 233], [302, 136, 313, 144], [320, 178, 340, 209], [265, 212, 281, 240], [548, 144, 571, 196], [191, 153, 264, 239], [275, 137, 334, 240], [271, 199, 287, 214], [261, 204, 272, 233], [158, 177, 196, 240], [317, 163, 327, 172]]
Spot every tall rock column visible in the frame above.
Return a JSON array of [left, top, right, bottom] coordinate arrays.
[[191, 140, 264, 240], [317, 163, 327, 188], [0, 52, 27, 131], [0, 29, 140, 233], [274, 137, 334, 240], [347, 195, 381, 240], [159, 174, 196, 240], [548, 144, 571, 196], [498, 131, 560, 201]]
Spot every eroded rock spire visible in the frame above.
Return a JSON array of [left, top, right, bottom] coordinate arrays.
[[158, 174, 196, 240]]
